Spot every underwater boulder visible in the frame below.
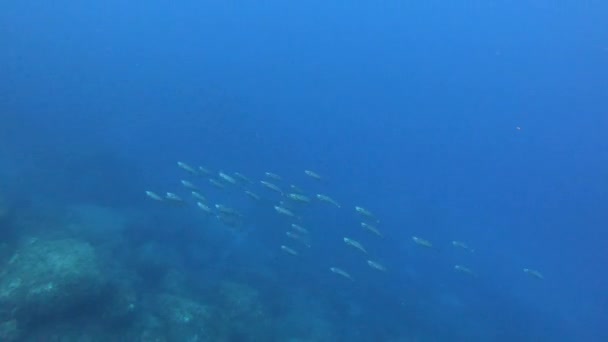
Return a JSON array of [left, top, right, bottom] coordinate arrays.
[[153, 294, 215, 341], [0, 238, 104, 322]]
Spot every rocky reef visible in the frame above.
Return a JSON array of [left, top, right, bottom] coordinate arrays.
[[0, 238, 105, 340], [0, 200, 345, 341]]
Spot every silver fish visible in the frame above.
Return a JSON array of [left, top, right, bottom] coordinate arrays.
[[145, 191, 164, 201]]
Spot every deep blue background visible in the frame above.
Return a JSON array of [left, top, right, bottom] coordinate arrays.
[[1, 1, 607, 340]]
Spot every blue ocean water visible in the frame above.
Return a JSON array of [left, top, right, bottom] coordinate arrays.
[[1, 1, 606, 341]]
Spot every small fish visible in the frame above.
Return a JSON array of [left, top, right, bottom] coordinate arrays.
[[145, 191, 164, 201], [287, 193, 311, 203], [165, 192, 185, 203], [191, 191, 206, 202], [177, 162, 198, 175], [286, 231, 311, 248], [274, 205, 297, 218], [233, 172, 253, 184], [260, 181, 283, 195], [452, 241, 475, 253], [180, 180, 198, 190], [330, 267, 354, 281], [367, 260, 387, 272], [454, 265, 476, 277], [290, 223, 309, 234], [361, 222, 383, 237], [244, 190, 261, 200], [280, 245, 298, 256], [196, 202, 212, 214], [218, 171, 237, 185], [265, 172, 282, 180], [304, 170, 322, 180], [523, 268, 544, 280], [343, 237, 368, 254], [412, 236, 433, 248], [355, 206, 379, 222], [316, 194, 341, 208], [209, 179, 226, 189]]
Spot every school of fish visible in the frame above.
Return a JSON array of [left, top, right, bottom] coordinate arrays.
[[145, 161, 545, 285]]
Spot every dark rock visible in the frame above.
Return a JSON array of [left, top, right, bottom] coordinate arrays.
[[0, 238, 104, 322]]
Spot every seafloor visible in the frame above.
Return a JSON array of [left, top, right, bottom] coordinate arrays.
[[0, 187, 564, 342], [0, 191, 367, 342]]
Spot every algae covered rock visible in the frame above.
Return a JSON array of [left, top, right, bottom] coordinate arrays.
[[0, 238, 104, 321]]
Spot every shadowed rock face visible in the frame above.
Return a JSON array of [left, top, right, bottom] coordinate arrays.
[[0, 238, 105, 323]]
